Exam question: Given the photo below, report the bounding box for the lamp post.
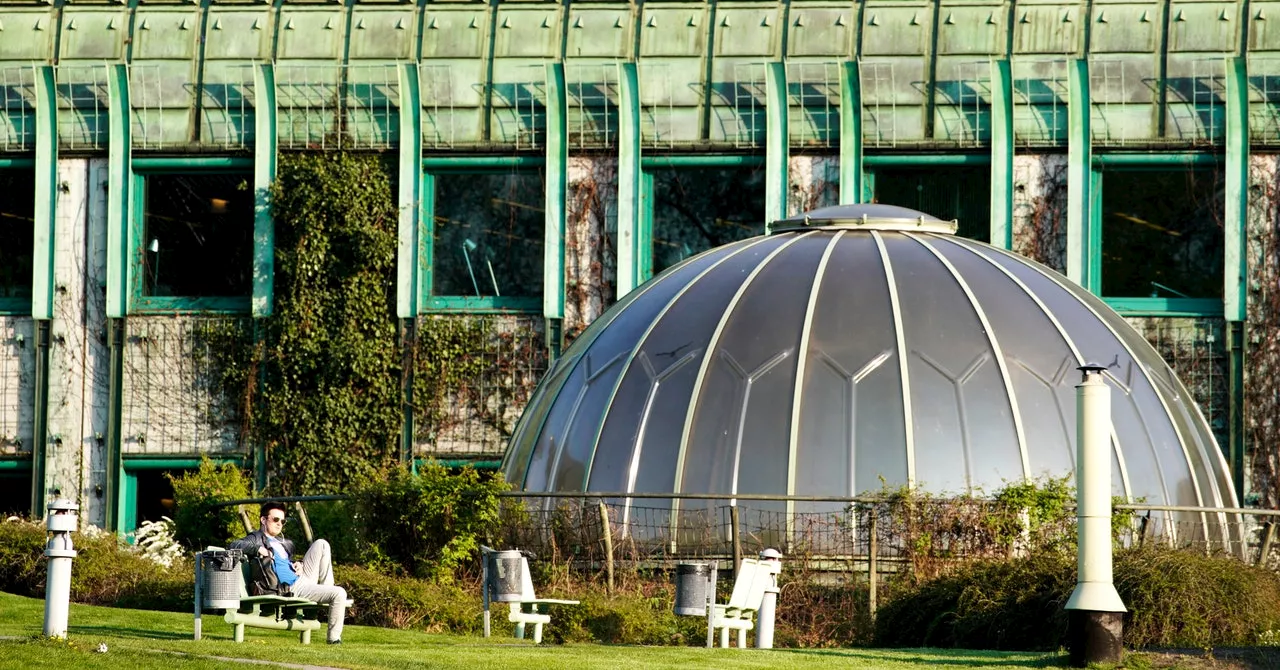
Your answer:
[1065,363,1126,666]
[43,498,79,638]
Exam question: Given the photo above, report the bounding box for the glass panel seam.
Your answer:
[871,230,915,487]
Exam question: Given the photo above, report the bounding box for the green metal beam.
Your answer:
[1066,59,1091,288]
[252,63,277,319]
[544,62,567,323]
[1091,153,1221,167]
[863,154,989,166]
[990,59,1014,250]
[640,155,764,169]
[765,62,789,221]
[839,61,864,204]
[122,456,245,471]
[32,65,57,321]
[1224,56,1248,323]
[397,62,423,319]
[617,62,642,299]
[30,322,49,518]
[105,319,125,531]
[106,64,132,319]
[422,156,545,170]
[131,157,254,170]
[0,459,33,471]
[0,158,34,169]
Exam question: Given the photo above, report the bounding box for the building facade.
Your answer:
[0,0,1277,530]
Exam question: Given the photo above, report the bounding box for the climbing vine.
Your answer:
[1247,159,1280,508]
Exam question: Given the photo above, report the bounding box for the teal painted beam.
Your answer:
[122,457,245,471]
[32,65,57,321]
[252,63,277,319]
[131,157,253,170]
[106,64,132,319]
[397,63,423,319]
[765,61,789,221]
[1103,297,1224,317]
[640,155,765,169]
[0,459,33,471]
[422,156,546,170]
[544,63,567,322]
[1066,59,1091,289]
[1091,153,1221,167]
[990,59,1014,250]
[839,61,864,204]
[863,154,990,166]
[0,158,34,169]
[617,62,642,299]
[1225,57,1248,323]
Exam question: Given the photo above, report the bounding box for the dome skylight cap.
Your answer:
[770,203,960,235]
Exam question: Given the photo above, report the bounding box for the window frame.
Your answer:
[128,157,255,314]
[863,153,993,242]
[1089,152,1225,318]
[120,455,245,533]
[0,160,36,315]
[420,156,547,313]
[639,154,767,283]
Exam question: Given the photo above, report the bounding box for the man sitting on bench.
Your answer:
[231,501,349,645]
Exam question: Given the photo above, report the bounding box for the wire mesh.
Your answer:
[860,60,897,148]
[420,63,460,149]
[0,65,35,153]
[199,63,255,150]
[275,64,341,150]
[1249,56,1280,145]
[566,62,619,148]
[638,61,676,149]
[727,62,767,148]
[411,314,547,458]
[1167,57,1226,145]
[344,63,399,149]
[55,63,110,151]
[491,64,547,150]
[0,318,34,455]
[128,63,194,150]
[1013,58,1068,146]
[120,316,248,457]
[786,62,839,148]
[935,60,991,147]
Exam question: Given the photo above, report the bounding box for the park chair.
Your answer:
[505,554,580,644]
[195,546,344,644]
[710,557,782,648]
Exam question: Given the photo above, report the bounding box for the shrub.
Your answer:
[873,545,1280,650]
[336,565,486,634]
[352,462,508,581]
[167,456,253,550]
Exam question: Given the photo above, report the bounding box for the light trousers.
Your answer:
[288,539,348,642]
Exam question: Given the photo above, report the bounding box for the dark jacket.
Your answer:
[230,529,296,596]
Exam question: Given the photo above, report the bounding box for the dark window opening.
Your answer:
[0,471,31,518]
[872,166,991,242]
[142,173,254,298]
[134,469,182,528]
[1100,169,1224,299]
[432,171,545,300]
[0,170,36,299]
[650,166,767,275]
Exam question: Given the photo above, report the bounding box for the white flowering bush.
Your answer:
[130,517,184,568]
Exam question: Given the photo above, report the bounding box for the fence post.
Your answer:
[1138,513,1150,547]
[294,501,314,545]
[868,509,878,620]
[730,505,742,571]
[1259,522,1277,568]
[598,500,614,594]
[238,506,254,534]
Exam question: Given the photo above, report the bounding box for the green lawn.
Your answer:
[0,591,1069,669]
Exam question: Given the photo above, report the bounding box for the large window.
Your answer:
[1096,166,1224,303]
[425,166,546,311]
[646,163,767,277]
[135,170,254,310]
[0,169,35,312]
[868,164,991,242]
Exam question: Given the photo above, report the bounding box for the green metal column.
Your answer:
[617,62,642,299]
[990,59,1014,249]
[1066,59,1092,288]
[105,319,125,531]
[397,63,423,465]
[544,63,567,335]
[30,323,49,518]
[1225,56,1249,498]
[252,63,277,319]
[839,61,864,204]
[765,61,789,221]
[32,65,57,321]
[106,64,132,319]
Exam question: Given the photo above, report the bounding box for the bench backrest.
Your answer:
[726,558,781,612]
[518,556,537,601]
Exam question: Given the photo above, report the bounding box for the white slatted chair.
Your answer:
[710,557,782,648]
[507,555,580,644]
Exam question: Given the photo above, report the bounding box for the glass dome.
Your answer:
[501,204,1240,547]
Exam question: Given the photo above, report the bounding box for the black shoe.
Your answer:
[327,640,341,645]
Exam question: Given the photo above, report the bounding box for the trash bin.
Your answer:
[673,563,712,616]
[200,549,244,610]
[487,550,525,603]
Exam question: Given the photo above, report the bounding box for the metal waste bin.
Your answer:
[673,563,712,616]
[487,550,525,603]
[200,549,244,610]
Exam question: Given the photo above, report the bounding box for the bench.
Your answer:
[710,557,782,648]
[481,551,579,644]
[194,546,342,644]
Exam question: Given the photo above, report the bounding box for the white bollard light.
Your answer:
[1064,364,1126,667]
[43,498,80,639]
[755,548,782,649]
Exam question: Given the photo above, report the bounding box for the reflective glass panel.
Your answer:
[0,170,34,300]
[872,166,991,242]
[432,171,545,299]
[649,166,767,274]
[142,173,254,297]
[1099,168,1224,299]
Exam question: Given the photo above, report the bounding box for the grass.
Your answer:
[0,591,1066,669]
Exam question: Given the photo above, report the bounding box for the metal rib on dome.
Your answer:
[502,205,1242,551]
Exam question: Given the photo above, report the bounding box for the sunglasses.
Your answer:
[267,516,286,524]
